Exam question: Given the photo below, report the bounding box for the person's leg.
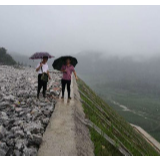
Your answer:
[61,79,66,98]
[37,74,43,99]
[67,80,71,99]
[43,81,47,98]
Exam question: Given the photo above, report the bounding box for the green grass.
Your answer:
[90,128,123,156]
[77,78,160,156]
[94,87,160,142]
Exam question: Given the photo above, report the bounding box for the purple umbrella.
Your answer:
[29,52,54,60]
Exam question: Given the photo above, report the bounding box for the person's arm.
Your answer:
[46,65,51,80]
[61,65,66,73]
[73,70,78,80]
[47,70,51,80]
[61,69,66,72]
[36,62,42,72]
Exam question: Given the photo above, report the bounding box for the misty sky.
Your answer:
[1,5,160,57]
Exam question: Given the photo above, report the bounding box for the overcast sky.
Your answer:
[0,5,160,57]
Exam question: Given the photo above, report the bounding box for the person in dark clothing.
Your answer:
[61,79,71,99]
[37,74,48,98]
[61,58,78,100]
[36,56,51,99]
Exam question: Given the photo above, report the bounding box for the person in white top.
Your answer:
[36,56,51,99]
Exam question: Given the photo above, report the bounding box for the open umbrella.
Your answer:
[52,56,78,71]
[29,52,54,60]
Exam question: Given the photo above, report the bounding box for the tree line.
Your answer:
[0,47,17,65]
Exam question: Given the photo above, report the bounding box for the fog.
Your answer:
[1,5,160,144]
[1,5,160,57]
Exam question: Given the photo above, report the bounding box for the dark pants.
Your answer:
[37,74,47,98]
[61,79,71,98]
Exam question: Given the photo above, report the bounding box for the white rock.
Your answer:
[0,65,62,155]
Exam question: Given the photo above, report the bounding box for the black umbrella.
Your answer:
[52,56,78,71]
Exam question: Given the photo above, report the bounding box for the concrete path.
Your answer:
[38,76,94,156]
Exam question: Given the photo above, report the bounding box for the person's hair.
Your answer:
[43,56,48,60]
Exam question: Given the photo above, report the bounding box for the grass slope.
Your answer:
[93,86,160,143]
[77,78,160,156]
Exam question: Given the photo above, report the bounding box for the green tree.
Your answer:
[0,47,17,65]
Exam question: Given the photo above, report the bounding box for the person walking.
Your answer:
[61,58,78,100]
[36,56,51,99]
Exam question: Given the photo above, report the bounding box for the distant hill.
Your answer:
[10,53,34,67]
[0,47,16,65]
[76,51,160,96]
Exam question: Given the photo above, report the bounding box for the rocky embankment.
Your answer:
[0,65,62,156]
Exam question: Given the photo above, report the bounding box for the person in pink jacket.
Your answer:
[61,58,78,100]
